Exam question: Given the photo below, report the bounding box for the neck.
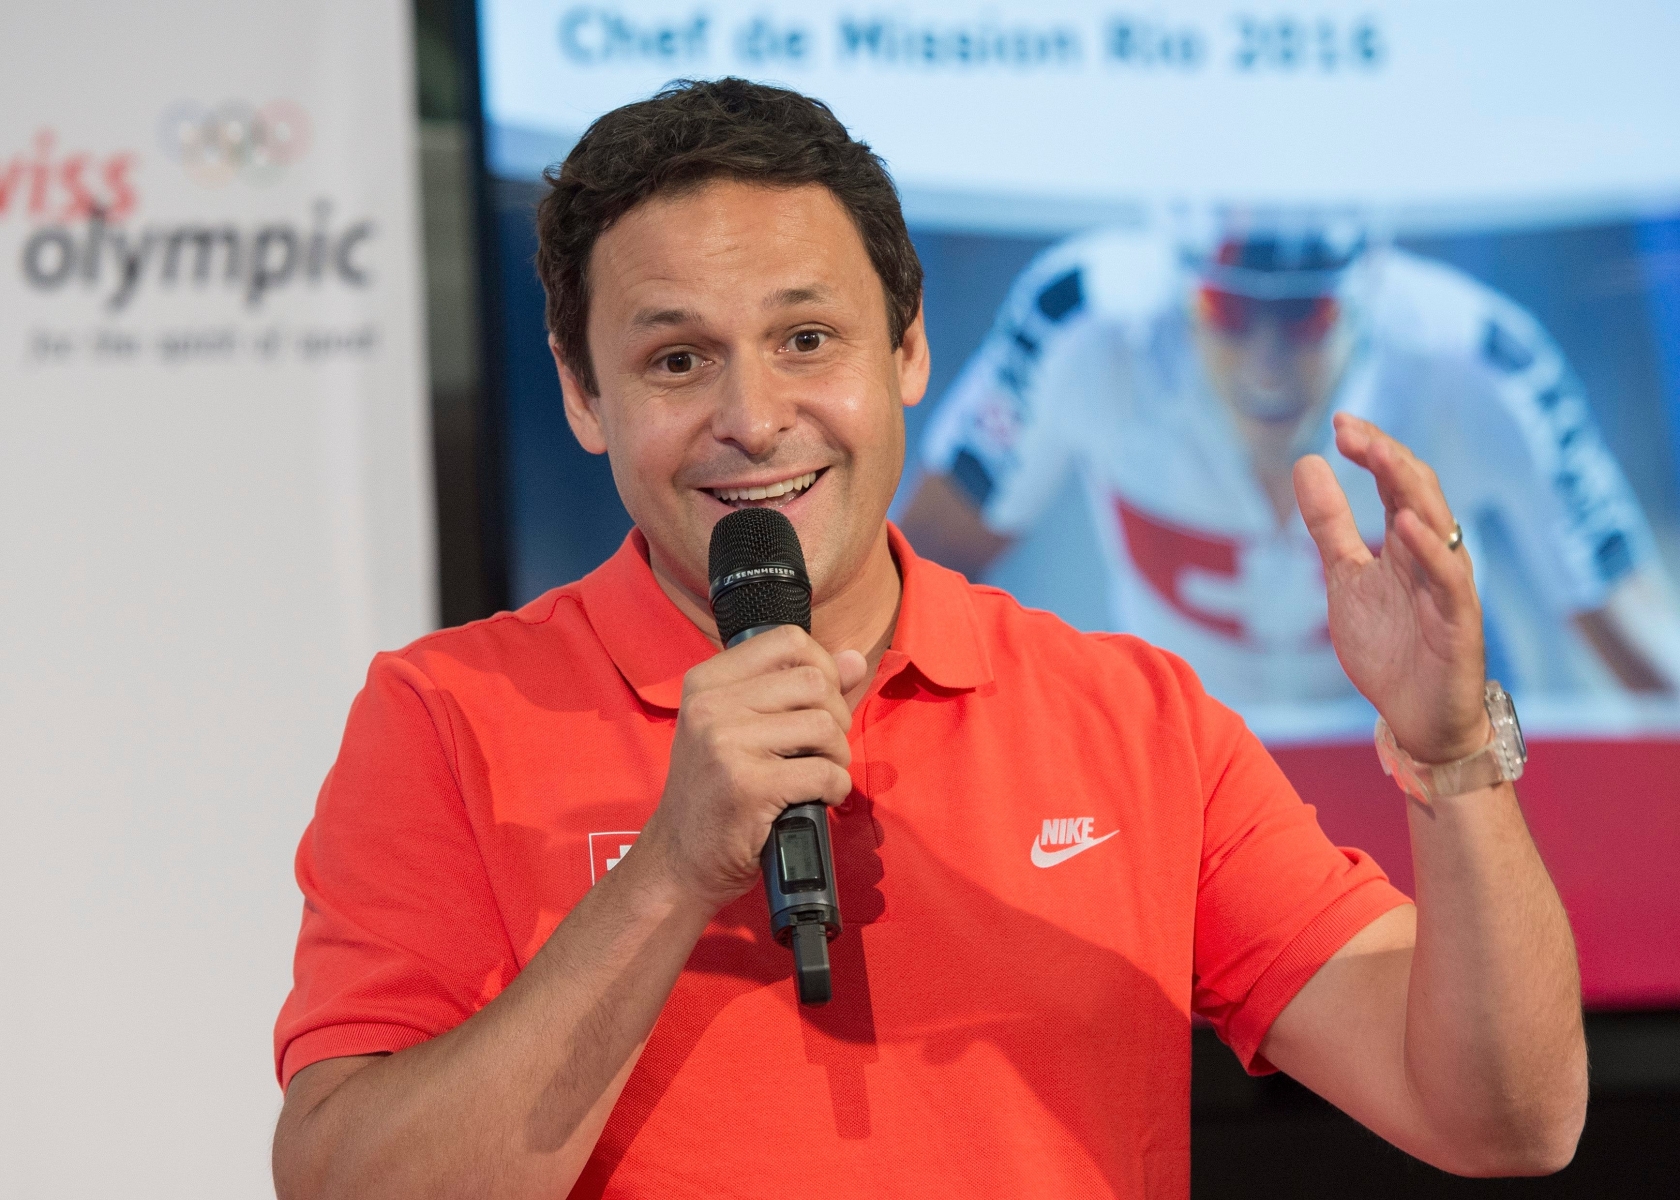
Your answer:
[810,523,903,695]
[648,522,904,699]
[1230,402,1328,526]
[1234,405,1322,475]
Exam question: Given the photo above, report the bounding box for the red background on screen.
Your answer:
[1275,740,1680,1008]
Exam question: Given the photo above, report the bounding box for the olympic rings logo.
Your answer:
[157,100,311,185]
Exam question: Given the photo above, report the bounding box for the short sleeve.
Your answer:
[1177,656,1410,1074]
[919,256,1088,535]
[273,652,519,1089]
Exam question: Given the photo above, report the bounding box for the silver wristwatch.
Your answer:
[1374,681,1527,806]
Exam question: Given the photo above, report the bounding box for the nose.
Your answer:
[1238,321,1294,379]
[710,354,796,459]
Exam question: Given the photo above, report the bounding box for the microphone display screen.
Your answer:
[775,819,825,893]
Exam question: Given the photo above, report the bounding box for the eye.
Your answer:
[662,351,698,374]
[790,330,826,353]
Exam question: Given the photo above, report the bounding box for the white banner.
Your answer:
[0,2,432,1195]
[482,0,1680,233]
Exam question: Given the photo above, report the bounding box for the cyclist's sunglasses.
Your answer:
[1198,287,1339,345]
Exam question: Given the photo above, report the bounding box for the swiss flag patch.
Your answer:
[588,831,640,883]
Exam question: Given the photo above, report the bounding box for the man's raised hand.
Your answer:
[632,625,867,914]
[1294,413,1490,764]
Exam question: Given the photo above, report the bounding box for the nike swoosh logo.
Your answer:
[1030,830,1118,868]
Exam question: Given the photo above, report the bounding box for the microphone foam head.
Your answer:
[708,507,812,643]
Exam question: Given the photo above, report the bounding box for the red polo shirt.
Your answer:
[277,526,1407,1198]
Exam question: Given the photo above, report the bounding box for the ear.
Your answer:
[551,334,608,455]
[895,297,931,409]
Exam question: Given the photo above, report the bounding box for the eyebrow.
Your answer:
[629,306,702,331]
[764,285,834,310]
[628,286,836,331]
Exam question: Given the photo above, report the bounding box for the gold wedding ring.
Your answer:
[1445,522,1464,552]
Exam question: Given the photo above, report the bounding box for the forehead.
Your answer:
[587,180,880,324]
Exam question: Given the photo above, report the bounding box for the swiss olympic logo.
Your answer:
[588,832,640,884]
[158,100,311,186]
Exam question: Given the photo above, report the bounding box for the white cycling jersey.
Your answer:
[921,230,1657,712]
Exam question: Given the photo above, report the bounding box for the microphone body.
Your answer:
[709,508,842,1006]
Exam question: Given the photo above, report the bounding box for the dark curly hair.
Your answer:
[535,77,924,396]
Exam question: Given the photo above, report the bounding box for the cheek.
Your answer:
[605,398,687,478]
[813,364,899,452]
[1295,349,1331,386]
[1203,340,1239,380]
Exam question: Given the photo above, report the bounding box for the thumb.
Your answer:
[834,649,869,696]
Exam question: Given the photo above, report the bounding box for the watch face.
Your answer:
[1488,681,1527,763]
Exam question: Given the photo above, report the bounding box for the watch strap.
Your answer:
[1374,682,1526,805]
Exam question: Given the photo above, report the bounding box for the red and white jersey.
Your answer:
[921,230,1657,713]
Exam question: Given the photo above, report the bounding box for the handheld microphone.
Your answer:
[708,506,841,1006]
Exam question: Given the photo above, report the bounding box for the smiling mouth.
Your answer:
[704,469,823,508]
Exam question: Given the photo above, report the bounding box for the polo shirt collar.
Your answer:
[882,523,993,692]
[575,523,993,711]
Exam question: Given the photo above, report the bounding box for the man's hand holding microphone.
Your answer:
[632,624,864,919]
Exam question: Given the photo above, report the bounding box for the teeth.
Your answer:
[710,471,818,503]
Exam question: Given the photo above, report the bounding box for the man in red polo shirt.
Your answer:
[272,80,1586,1197]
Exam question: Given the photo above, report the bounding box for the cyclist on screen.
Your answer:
[901,211,1680,720]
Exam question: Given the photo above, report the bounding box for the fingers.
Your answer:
[1293,454,1372,574]
[688,623,842,695]
[1333,414,1456,537]
[735,707,853,769]
[680,624,859,780]
[724,665,853,746]
[1330,414,1479,614]
[1393,508,1475,621]
[769,755,856,808]
[657,625,864,911]
[834,649,868,697]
